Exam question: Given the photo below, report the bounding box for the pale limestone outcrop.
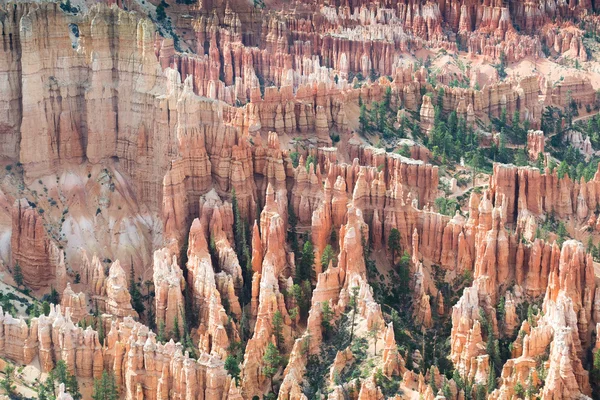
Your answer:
[60,284,87,324]
[153,248,185,340]
[104,260,138,319]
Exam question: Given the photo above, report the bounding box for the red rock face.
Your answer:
[11,199,65,290]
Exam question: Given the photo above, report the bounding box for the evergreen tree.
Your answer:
[557,160,570,179]
[13,263,23,288]
[42,300,51,316]
[0,365,16,399]
[288,203,300,262]
[320,245,335,271]
[92,371,118,400]
[96,315,104,345]
[231,189,246,262]
[156,2,166,21]
[428,367,437,393]
[320,302,334,339]
[172,314,180,342]
[49,286,60,304]
[387,228,401,264]
[157,321,166,342]
[348,286,360,342]
[368,321,382,356]
[288,307,299,338]
[290,284,308,320]
[359,104,369,134]
[224,355,241,383]
[40,360,82,400]
[556,222,568,247]
[296,240,315,282]
[262,342,282,393]
[240,308,250,343]
[272,310,284,350]
[487,363,496,393]
[128,264,145,315]
[383,86,392,111]
[536,152,545,170]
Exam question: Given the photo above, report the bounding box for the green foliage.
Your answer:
[39,360,81,400]
[487,362,496,393]
[92,370,118,400]
[1,365,17,399]
[368,321,382,356]
[359,104,369,135]
[157,321,166,342]
[428,367,437,393]
[348,286,360,343]
[427,103,479,165]
[320,301,334,339]
[556,221,568,247]
[156,1,167,21]
[305,155,316,172]
[434,197,458,216]
[493,51,507,79]
[320,244,335,271]
[272,310,284,350]
[262,342,282,392]
[296,240,315,283]
[60,0,79,13]
[13,263,23,288]
[128,264,145,315]
[172,313,180,342]
[290,283,310,321]
[224,355,241,383]
[557,160,569,178]
[374,368,401,397]
[289,152,300,168]
[388,228,401,264]
[514,381,525,397]
[42,300,51,316]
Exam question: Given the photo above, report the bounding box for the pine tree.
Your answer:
[296,240,315,282]
[320,245,335,271]
[172,314,180,342]
[428,367,437,393]
[128,264,145,315]
[359,104,369,134]
[156,2,166,21]
[1,365,16,398]
[387,228,401,264]
[556,222,568,247]
[42,300,51,316]
[536,152,545,170]
[272,310,284,350]
[96,315,104,345]
[487,363,496,393]
[557,160,570,179]
[348,286,360,342]
[13,263,23,288]
[40,360,82,400]
[383,86,392,111]
[157,321,166,342]
[290,284,308,320]
[224,355,241,383]
[368,320,381,356]
[92,371,118,400]
[320,301,334,339]
[262,342,282,393]
[288,307,298,338]
[49,286,60,304]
